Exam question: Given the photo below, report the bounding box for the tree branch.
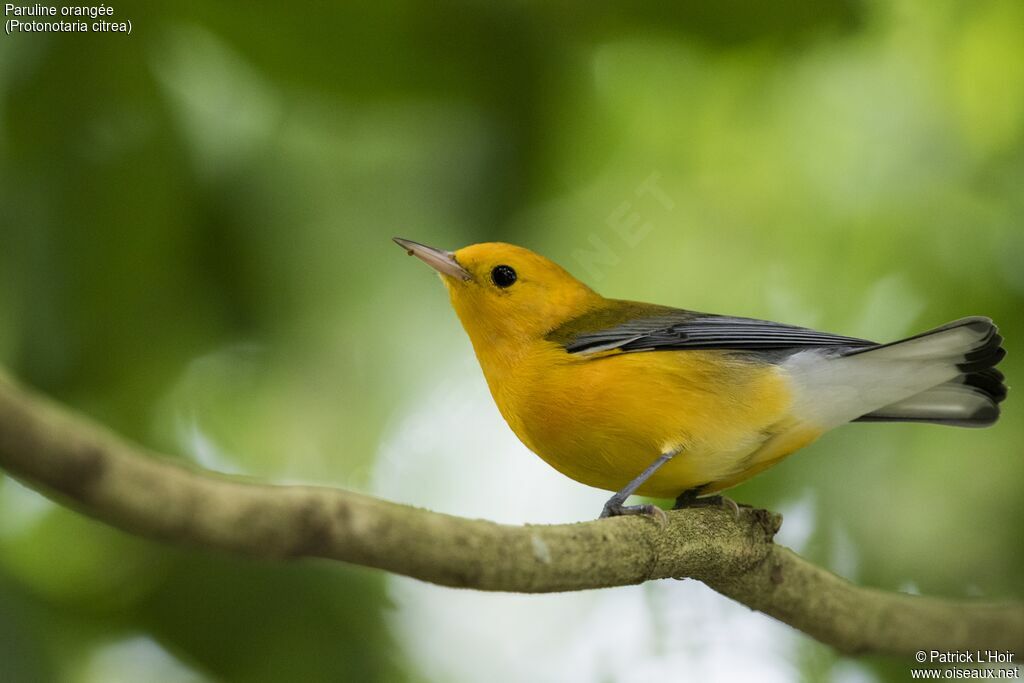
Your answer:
[0,372,1020,656]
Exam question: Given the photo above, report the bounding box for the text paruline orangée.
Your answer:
[5,4,130,33]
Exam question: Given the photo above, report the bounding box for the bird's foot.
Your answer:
[600,499,667,525]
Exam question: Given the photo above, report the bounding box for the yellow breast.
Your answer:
[477,340,811,499]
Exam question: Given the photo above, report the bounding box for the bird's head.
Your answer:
[393,238,600,345]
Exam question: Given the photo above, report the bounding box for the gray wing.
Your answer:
[562,313,876,356]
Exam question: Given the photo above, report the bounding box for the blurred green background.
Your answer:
[1,0,1022,681]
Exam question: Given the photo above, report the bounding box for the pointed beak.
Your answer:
[393,237,473,281]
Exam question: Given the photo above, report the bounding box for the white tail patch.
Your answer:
[847,325,988,362]
[781,318,1002,430]
[862,383,994,424]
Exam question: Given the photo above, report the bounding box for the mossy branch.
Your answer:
[0,373,1020,656]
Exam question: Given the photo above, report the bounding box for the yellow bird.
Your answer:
[393,238,1007,518]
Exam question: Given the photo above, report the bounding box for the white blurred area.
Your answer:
[0,476,56,540]
[373,359,874,683]
[77,636,206,683]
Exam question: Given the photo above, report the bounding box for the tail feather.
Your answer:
[959,332,1006,374]
[962,367,1008,404]
[843,316,997,361]
[850,317,1007,428]
[853,378,1001,427]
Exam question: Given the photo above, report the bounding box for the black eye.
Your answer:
[490,265,517,288]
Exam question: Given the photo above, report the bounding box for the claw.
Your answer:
[720,496,741,520]
[675,492,747,520]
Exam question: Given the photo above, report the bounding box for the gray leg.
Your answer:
[600,450,678,520]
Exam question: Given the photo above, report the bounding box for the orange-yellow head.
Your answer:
[393,238,601,346]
